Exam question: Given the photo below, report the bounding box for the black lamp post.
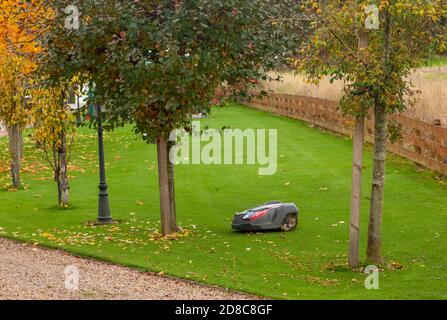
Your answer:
[95,104,113,224]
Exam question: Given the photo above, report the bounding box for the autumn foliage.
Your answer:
[0,0,69,193]
[31,86,76,207]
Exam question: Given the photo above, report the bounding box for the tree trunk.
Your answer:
[167,141,179,232]
[53,144,61,203]
[58,132,69,207]
[366,9,391,265]
[348,116,365,268]
[157,136,173,236]
[8,124,22,189]
[19,130,24,160]
[348,31,369,268]
[75,97,82,125]
[367,101,388,264]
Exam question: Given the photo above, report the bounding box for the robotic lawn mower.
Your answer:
[232,201,299,232]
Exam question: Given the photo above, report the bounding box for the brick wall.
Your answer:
[247,93,447,175]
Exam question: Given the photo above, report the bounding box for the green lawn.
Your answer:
[422,55,447,67]
[1,103,447,299]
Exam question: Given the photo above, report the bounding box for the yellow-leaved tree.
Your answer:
[0,0,48,188]
[31,85,77,207]
[0,45,30,188]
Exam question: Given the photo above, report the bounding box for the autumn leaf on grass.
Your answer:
[33,177,51,181]
[41,232,53,239]
[22,168,37,174]
[305,275,340,287]
[110,226,121,233]
[322,262,336,272]
[388,262,404,270]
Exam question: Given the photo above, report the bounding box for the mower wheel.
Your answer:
[280,214,298,231]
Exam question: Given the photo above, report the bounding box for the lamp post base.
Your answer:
[93,219,117,226]
[96,217,116,225]
[96,217,114,225]
[97,184,113,224]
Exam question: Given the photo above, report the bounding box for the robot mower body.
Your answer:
[232,201,299,232]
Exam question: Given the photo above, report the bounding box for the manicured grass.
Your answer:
[1,103,447,299]
[422,55,447,67]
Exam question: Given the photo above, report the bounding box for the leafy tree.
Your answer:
[299,0,446,264]
[0,1,48,188]
[0,46,29,189]
[31,85,77,207]
[39,0,301,235]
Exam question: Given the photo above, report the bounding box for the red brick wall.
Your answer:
[247,93,447,175]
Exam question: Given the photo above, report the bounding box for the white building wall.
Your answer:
[0,122,7,136]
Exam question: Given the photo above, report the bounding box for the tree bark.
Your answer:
[348,31,369,268]
[167,140,179,232]
[349,116,365,268]
[20,131,24,160]
[367,102,388,264]
[157,136,173,236]
[53,143,60,203]
[8,124,22,189]
[366,9,391,265]
[58,132,69,207]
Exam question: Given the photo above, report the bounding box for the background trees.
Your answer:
[299,0,447,265]
[0,45,30,189]
[1,0,78,207]
[40,0,301,235]
[31,86,77,207]
[0,0,48,189]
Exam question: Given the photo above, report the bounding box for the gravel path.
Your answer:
[0,238,256,300]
